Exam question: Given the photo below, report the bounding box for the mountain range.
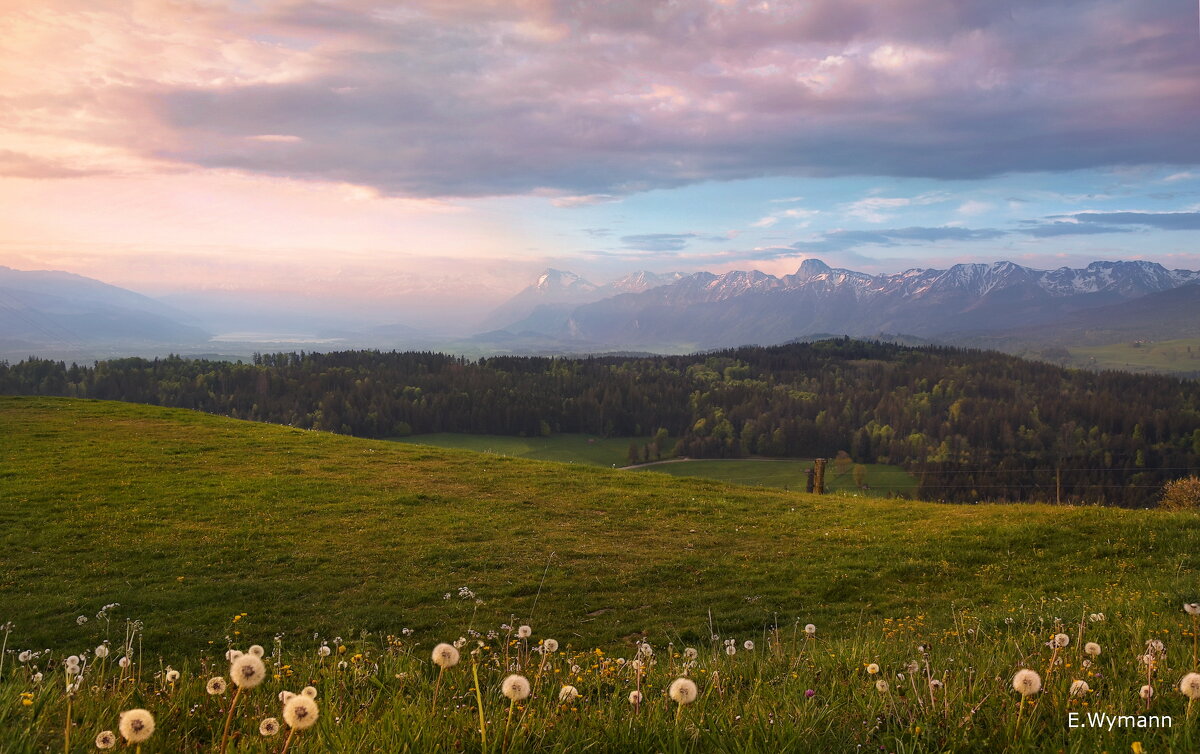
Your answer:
[2,259,1198,367]
[487,259,1200,351]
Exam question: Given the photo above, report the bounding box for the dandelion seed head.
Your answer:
[226,649,243,663]
[1180,673,1200,699]
[301,686,317,699]
[502,674,531,701]
[628,690,643,704]
[1084,642,1101,656]
[248,645,265,658]
[866,663,879,675]
[1186,604,1200,616]
[725,645,736,656]
[165,669,180,683]
[1140,684,1155,700]
[683,648,698,660]
[117,657,130,669]
[118,709,155,743]
[542,639,559,653]
[317,646,331,658]
[804,624,817,636]
[669,677,698,705]
[743,640,755,651]
[559,685,580,702]
[930,679,944,690]
[517,626,532,639]
[230,653,266,689]
[206,677,227,695]
[279,690,296,704]
[283,695,319,730]
[259,717,280,736]
[432,643,460,669]
[1012,669,1042,696]
[875,679,889,693]
[1070,680,1090,696]
[95,730,117,749]
[18,650,32,663]
[1053,633,1070,648]
[94,645,109,659]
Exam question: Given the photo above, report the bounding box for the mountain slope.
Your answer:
[0,266,209,357]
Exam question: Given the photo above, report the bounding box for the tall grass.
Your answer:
[4,599,1200,752]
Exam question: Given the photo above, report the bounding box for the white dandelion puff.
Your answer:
[165,669,180,683]
[558,685,580,702]
[743,640,755,651]
[282,695,319,730]
[1084,642,1101,657]
[432,643,460,669]
[94,645,109,659]
[248,645,265,658]
[1140,684,1155,700]
[628,690,643,704]
[1053,633,1070,648]
[317,646,331,658]
[683,648,698,660]
[669,677,698,705]
[230,653,266,689]
[517,626,532,639]
[1012,669,1042,696]
[502,674,531,701]
[1180,673,1200,700]
[301,686,317,699]
[1186,604,1200,616]
[118,709,155,744]
[866,663,880,675]
[1070,680,1090,696]
[259,717,280,736]
[875,679,889,693]
[542,638,559,653]
[95,730,117,749]
[804,624,817,636]
[206,677,227,695]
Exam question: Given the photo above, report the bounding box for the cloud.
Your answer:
[620,233,699,251]
[550,194,622,208]
[1017,221,1133,238]
[788,225,1007,254]
[842,192,950,223]
[9,1,1200,197]
[1057,211,1200,231]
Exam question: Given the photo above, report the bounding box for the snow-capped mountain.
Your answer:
[487,269,686,333]
[486,259,1199,349]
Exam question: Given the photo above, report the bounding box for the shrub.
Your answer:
[1161,476,1200,510]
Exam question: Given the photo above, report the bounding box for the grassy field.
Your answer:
[6,396,1200,750]
[1069,337,1200,374]
[393,433,917,496]
[389,432,659,468]
[633,458,917,496]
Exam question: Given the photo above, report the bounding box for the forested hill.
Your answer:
[3,340,1198,506]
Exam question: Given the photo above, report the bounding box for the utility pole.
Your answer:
[814,458,827,495]
[1056,465,1062,505]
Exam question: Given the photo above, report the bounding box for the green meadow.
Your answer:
[1069,337,1200,374]
[3,395,1200,652]
[389,432,656,468]
[6,396,1200,751]
[633,458,917,496]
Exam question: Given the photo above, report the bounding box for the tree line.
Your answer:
[3,339,1197,507]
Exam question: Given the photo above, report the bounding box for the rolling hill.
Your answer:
[3,396,1200,655]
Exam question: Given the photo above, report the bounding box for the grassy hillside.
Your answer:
[1068,337,1200,375]
[634,458,916,496]
[3,396,1200,657]
[389,432,659,468]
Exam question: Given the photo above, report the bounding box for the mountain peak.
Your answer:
[534,269,595,292]
[793,258,832,281]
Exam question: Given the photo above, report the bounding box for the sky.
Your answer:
[2,0,1200,331]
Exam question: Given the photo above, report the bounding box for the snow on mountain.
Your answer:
[545,258,1200,348]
